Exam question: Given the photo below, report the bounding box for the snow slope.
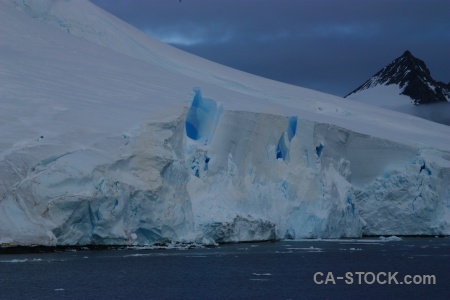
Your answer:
[346,85,450,126]
[1,0,449,246]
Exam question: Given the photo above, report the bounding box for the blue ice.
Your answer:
[185,88,222,143]
[276,116,298,160]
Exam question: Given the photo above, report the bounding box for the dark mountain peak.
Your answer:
[398,50,423,67]
[345,51,450,104]
[370,50,430,89]
[402,50,412,57]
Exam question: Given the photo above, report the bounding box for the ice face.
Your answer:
[276,116,297,161]
[355,150,450,236]
[276,132,290,160]
[1,90,449,246]
[315,144,324,158]
[185,88,223,144]
[288,116,297,141]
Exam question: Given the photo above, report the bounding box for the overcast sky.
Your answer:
[91,0,450,97]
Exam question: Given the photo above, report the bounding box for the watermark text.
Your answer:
[313,272,436,285]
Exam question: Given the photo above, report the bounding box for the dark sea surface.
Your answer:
[1,238,449,299]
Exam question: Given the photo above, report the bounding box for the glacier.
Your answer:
[0,0,449,246]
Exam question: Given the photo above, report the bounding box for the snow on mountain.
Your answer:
[1,0,450,246]
[346,50,450,125]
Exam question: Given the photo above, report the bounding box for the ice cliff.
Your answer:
[2,89,449,246]
[0,0,449,246]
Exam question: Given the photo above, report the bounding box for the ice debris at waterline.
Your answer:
[1,88,449,246]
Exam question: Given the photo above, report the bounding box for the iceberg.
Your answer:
[0,0,449,246]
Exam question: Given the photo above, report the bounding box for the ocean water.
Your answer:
[0,238,449,299]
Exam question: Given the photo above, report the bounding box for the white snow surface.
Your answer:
[347,84,450,126]
[1,0,450,246]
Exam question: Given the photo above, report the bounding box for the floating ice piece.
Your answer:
[252,273,272,276]
[379,236,403,242]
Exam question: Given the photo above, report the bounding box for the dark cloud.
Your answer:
[91,0,450,96]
